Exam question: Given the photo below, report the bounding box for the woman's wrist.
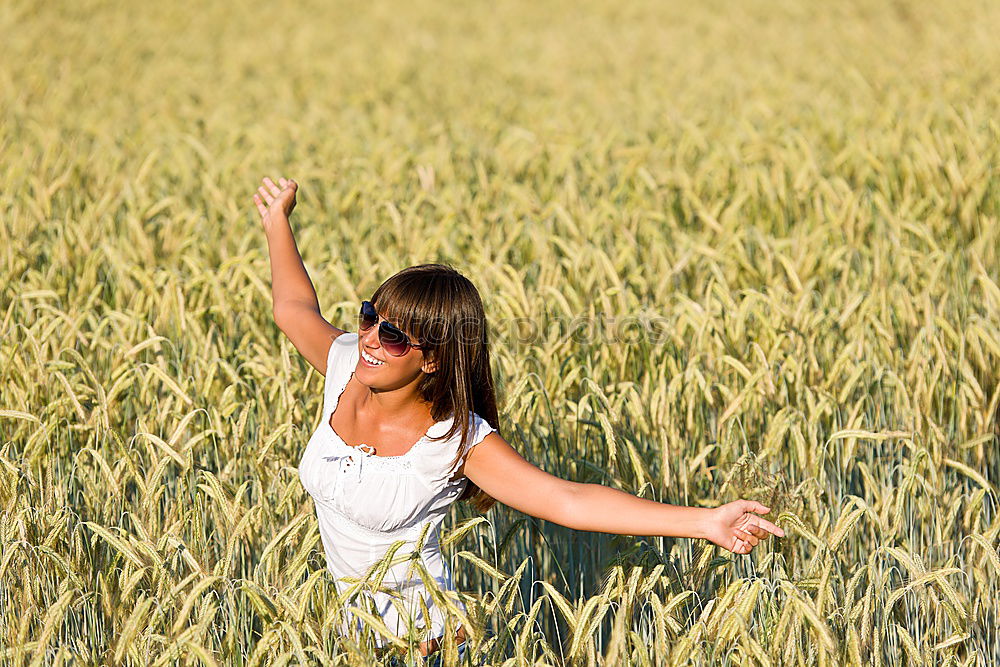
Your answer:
[664,505,713,540]
[263,212,292,240]
[688,506,713,540]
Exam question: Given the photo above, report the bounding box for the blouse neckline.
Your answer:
[325,368,449,460]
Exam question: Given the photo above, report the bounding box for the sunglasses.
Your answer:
[358,300,426,357]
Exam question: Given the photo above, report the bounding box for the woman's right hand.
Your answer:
[253,176,298,232]
[703,500,785,554]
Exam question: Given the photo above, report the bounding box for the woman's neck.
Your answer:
[355,376,436,427]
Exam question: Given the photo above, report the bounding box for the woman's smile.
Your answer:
[360,347,385,367]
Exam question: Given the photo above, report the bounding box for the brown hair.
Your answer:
[370,263,500,513]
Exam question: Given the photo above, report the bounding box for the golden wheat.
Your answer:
[3,0,1000,664]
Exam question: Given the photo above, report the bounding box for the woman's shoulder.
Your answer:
[325,332,359,373]
[328,331,359,357]
[320,333,358,410]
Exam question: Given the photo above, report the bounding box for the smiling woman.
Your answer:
[297,330,492,654]
[253,175,783,660]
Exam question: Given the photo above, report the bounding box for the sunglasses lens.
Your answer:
[359,301,378,331]
[379,323,411,357]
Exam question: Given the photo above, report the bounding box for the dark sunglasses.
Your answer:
[358,300,426,357]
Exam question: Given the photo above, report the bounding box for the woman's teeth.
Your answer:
[361,349,384,366]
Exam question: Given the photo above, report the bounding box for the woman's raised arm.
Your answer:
[254,176,346,375]
[464,432,784,555]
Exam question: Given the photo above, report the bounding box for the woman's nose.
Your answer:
[361,324,381,348]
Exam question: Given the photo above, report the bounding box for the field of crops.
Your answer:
[3,0,999,664]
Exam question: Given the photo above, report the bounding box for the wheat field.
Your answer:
[2,0,999,664]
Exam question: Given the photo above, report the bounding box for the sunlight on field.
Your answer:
[2,0,999,664]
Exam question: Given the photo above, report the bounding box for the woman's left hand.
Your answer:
[703,500,785,554]
[253,176,298,233]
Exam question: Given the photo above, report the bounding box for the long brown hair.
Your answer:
[370,263,500,513]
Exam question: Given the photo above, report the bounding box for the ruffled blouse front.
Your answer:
[297,332,496,645]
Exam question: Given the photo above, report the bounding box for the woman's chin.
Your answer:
[354,362,376,380]
[354,360,392,387]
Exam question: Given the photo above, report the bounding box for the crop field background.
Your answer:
[2,0,999,664]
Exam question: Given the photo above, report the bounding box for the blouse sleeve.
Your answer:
[321,332,359,414]
[416,411,498,489]
[460,412,497,464]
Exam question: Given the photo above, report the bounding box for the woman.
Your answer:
[252,176,784,661]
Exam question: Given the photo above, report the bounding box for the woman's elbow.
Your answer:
[272,303,297,332]
[546,482,584,529]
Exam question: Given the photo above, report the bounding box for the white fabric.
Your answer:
[297,332,496,646]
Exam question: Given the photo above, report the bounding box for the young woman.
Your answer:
[253,176,784,660]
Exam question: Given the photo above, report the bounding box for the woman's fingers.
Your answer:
[740,515,783,537]
[735,528,759,548]
[262,177,282,197]
[254,175,297,223]
[740,500,770,515]
[720,504,787,555]
[755,517,785,537]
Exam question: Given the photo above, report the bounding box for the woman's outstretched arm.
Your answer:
[557,484,783,554]
[254,176,346,374]
[463,432,784,554]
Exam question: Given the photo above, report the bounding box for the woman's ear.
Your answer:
[421,352,438,374]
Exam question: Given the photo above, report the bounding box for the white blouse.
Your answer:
[297,332,497,646]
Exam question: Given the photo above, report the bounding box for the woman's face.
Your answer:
[355,319,437,388]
